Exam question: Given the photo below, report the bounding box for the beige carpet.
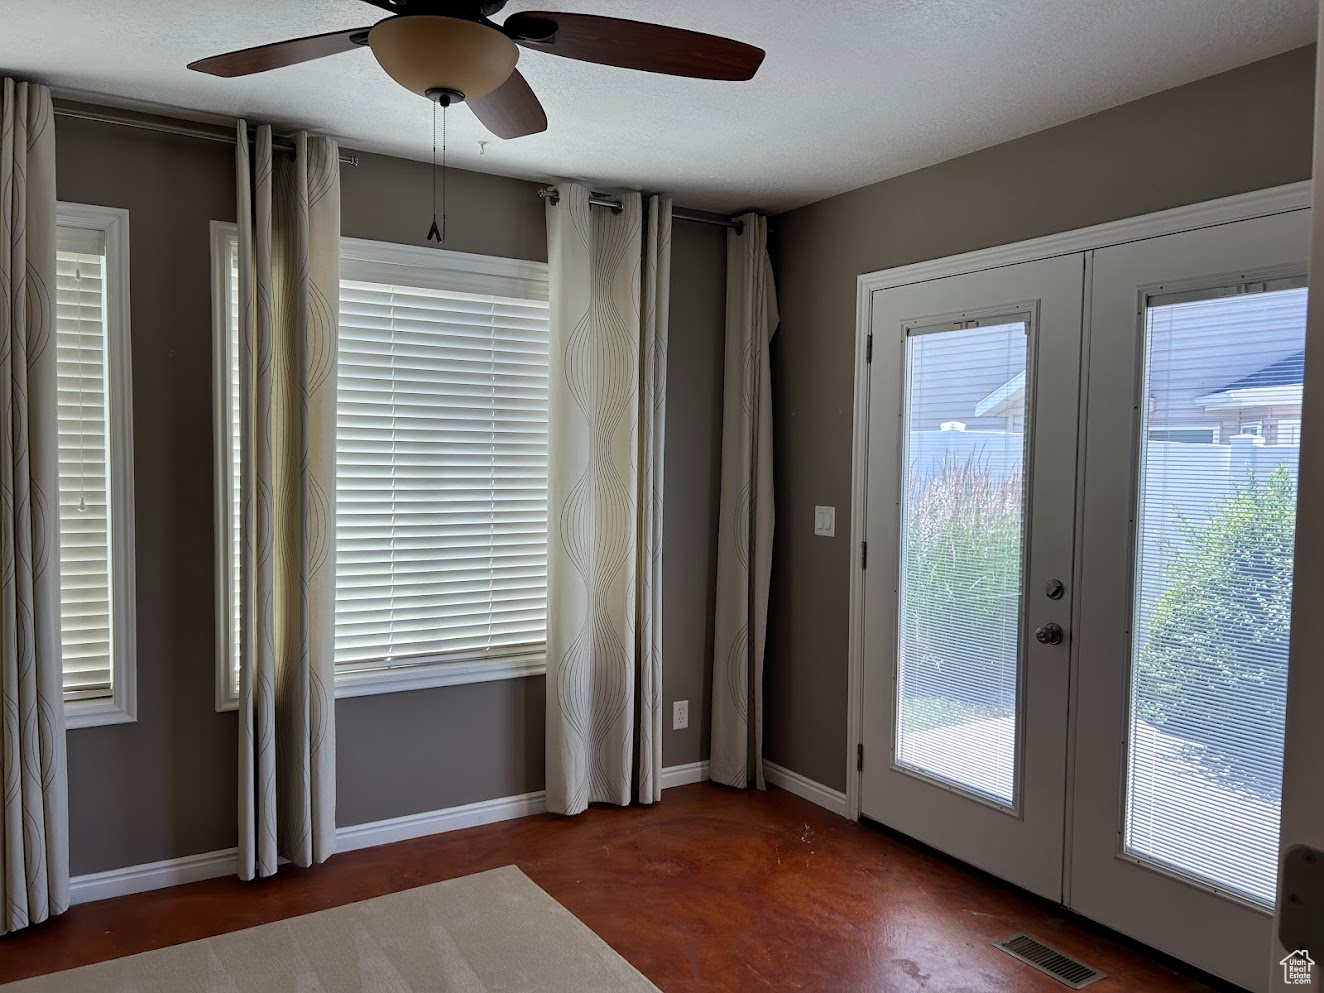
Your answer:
[4,866,662,992]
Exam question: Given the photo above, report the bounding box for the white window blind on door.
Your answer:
[1126,280,1305,906]
[336,275,551,674]
[896,317,1029,807]
[55,228,114,700]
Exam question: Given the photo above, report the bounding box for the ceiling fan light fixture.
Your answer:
[368,15,518,103]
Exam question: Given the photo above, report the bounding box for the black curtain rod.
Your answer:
[52,101,360,166]
[538,187,745,233]
[54,103,753,231]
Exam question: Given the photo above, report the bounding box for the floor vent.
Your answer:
[994,933,1106,989]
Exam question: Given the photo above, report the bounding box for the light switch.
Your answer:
[814,505,836,537]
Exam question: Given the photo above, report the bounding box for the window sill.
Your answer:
[66,696,136,730]
[215,652,547,713]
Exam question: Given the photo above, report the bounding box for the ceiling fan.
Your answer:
[187,0,766,139]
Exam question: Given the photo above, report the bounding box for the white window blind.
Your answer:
[219,239,551,697]
[895,317,1029,807]
[224,242,242,704]
[1126,280,1305,906]
[55,228,114,700]
[336,277,550,672]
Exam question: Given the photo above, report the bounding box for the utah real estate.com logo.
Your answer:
[1282,950,1316,985]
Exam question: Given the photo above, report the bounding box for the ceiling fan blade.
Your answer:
[188,27,371,78]
[504,12,764,81]
[468,70,548,139]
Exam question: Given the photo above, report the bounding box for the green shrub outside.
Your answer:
[900,453,1022,716]
[897,450,1294,805]
[1136,465,1295,800]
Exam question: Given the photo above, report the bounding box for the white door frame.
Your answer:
[845,180,1313,823]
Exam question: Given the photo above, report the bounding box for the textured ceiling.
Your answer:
[0,0,1315,213]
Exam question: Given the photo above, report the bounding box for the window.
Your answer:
[896,315,1029,808]
[212,227,550,708]
[1127,279,1305,906]
[57,204,136,728]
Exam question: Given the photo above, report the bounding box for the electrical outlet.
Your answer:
[672,700,689,730]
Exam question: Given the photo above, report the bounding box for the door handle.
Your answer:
[1035,622,1064,645]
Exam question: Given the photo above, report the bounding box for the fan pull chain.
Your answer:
[431,100,436,231]
[426,100,447,244]
[442,103,448,242]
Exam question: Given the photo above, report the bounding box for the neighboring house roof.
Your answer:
[975,370,1026,417]
[1197,350,1304,411]
[1214,350,1304,392]
[978,351,1305,418]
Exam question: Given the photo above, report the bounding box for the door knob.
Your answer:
[1035,622,1064,645]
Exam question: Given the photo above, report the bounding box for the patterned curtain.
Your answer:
[637,195,672,805]
[235,124,340,879]
[544,184,673,814]
[710,214,779,789]
[0,78,68,935]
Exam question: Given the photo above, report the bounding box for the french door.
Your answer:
[859,205,1309,992]
[1070,210,1309,991]
[860,254,1084,901]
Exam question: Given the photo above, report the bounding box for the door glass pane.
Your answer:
[1127,280,1305,906]
[897,318,1029,806]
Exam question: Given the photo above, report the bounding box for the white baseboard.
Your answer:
[70,761,709,906]
[764,760,849,818]
[337,789,547,854]
[658,760,709,789]
[70,847,241,906]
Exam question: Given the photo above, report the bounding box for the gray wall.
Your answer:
[661,221,726,763]
[766,45,1318,791]
[56,119,724,874]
